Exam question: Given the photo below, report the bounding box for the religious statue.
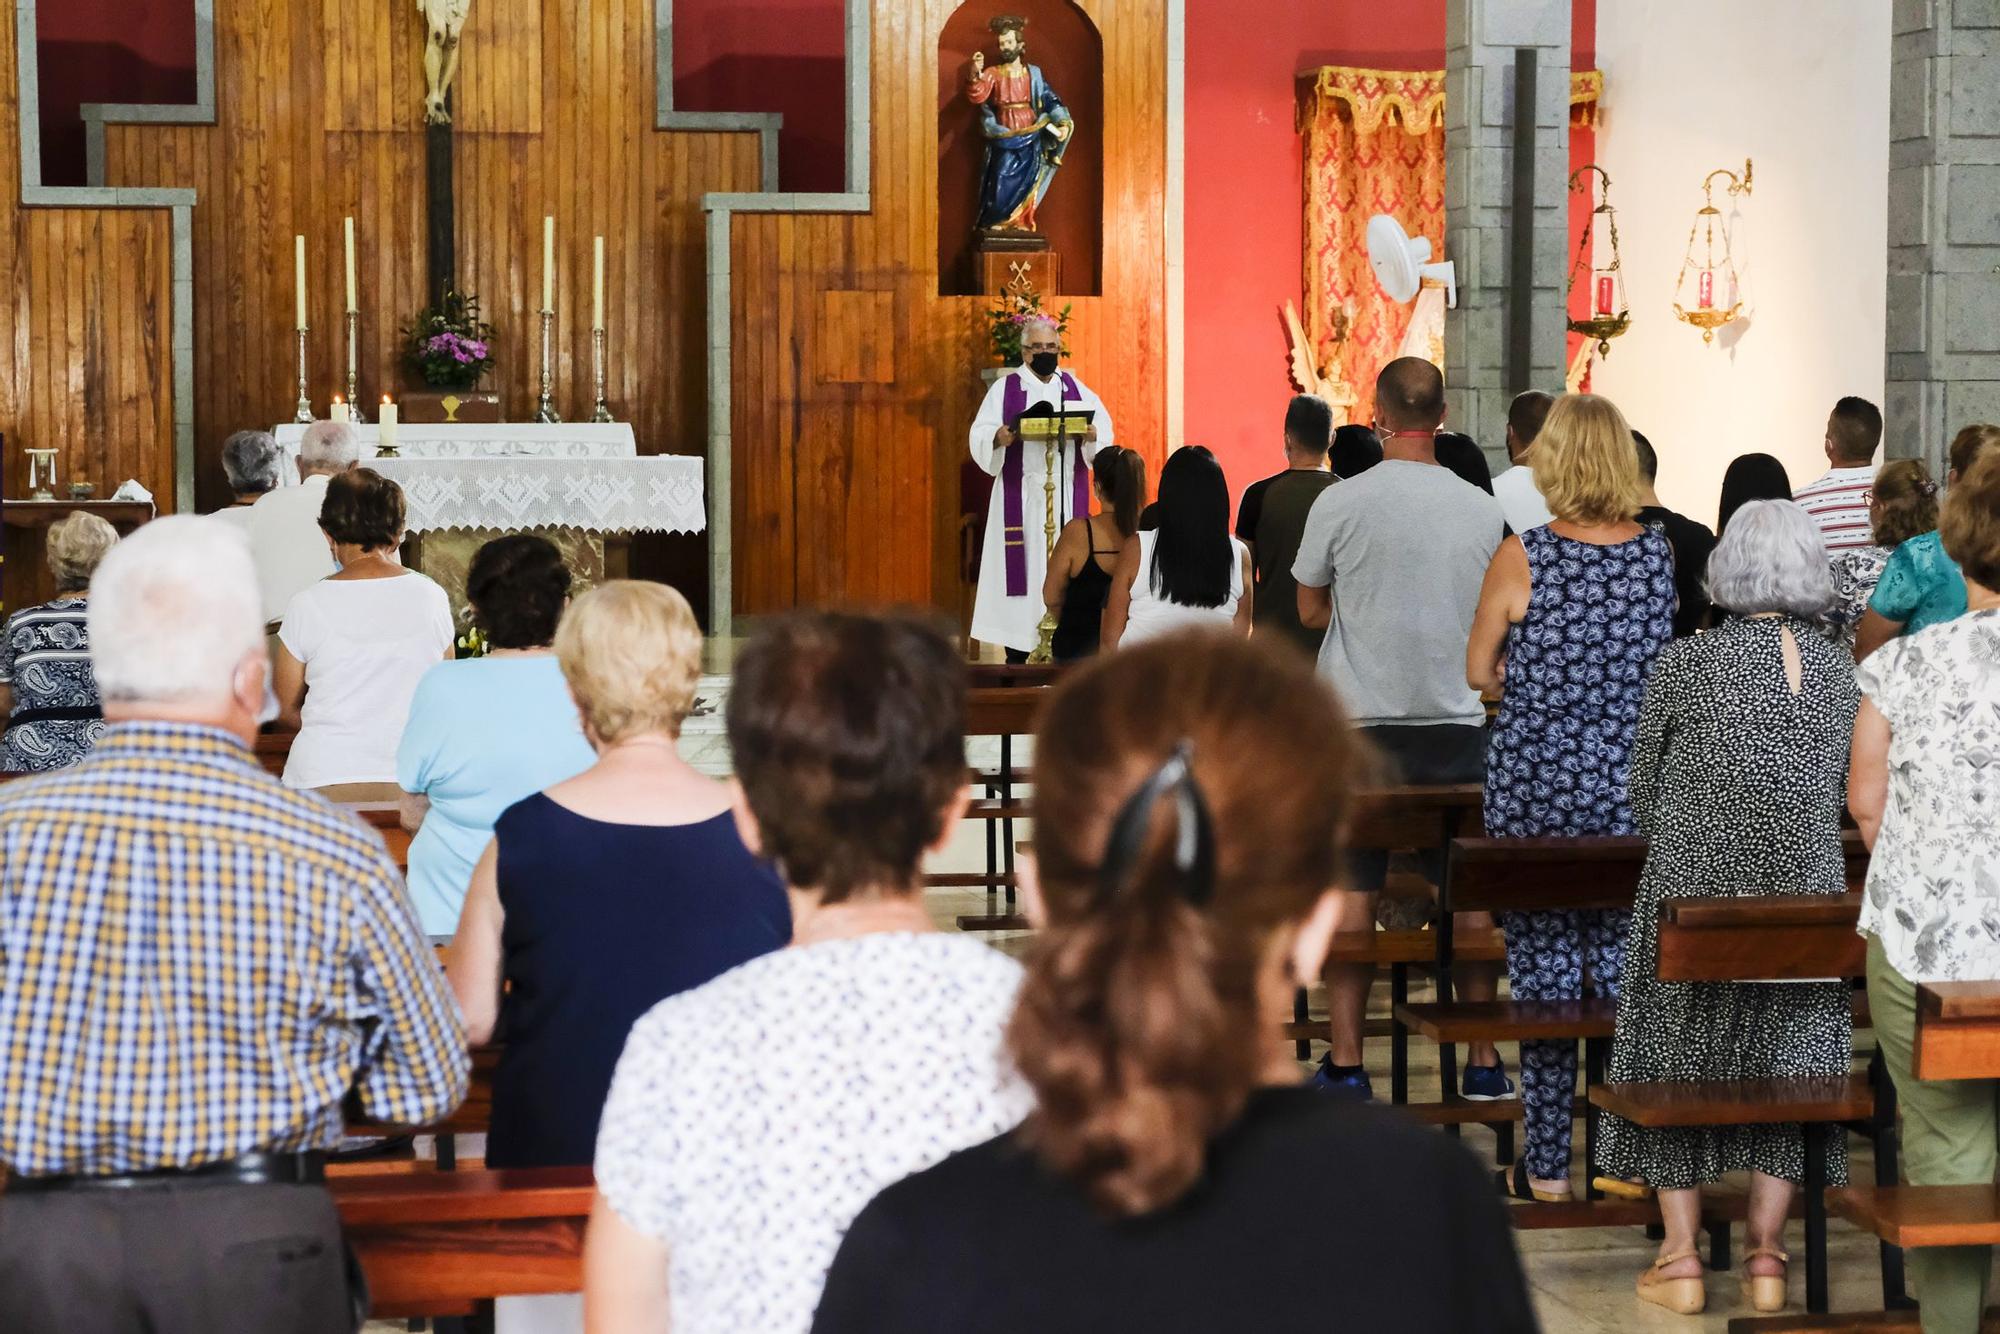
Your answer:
[419,0,471,125]
[965,16,1074,234]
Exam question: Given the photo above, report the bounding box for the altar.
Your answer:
[269,422,705,615]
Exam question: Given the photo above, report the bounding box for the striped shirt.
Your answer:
[0,720,468,1177]
[1793,464,1877,554]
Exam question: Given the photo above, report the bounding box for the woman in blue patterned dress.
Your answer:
[1467,393,1677,1202]
[0,512,119,773]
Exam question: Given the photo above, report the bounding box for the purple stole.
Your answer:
[1000,369,1091,597]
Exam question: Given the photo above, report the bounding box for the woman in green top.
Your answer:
[1857,423,2000,660]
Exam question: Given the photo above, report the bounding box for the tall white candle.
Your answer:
[294,234,308,330]
[379,397,398,451]
[542,216,555,311]
[343,217,358,313]
[330,397,349,424]
[592,236,605,331]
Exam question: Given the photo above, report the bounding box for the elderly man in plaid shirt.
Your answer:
[0,516,468,1332]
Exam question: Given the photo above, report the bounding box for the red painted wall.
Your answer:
[36,0,196,185]
[1184,0,1596,495]
[673,0,847,194]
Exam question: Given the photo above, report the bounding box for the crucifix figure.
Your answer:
[420,0,471,125]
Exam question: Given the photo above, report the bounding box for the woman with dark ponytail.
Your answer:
[1043,445,1147,661]
[812,633,1537,1334]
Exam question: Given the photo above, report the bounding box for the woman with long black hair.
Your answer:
[1043,446,1147,661]
[1716,453,1794,536]
[1101,446,1251,649]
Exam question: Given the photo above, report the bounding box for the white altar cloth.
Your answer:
[368,455,705,535]
[270,422,639,483]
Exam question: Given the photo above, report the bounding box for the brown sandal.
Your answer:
[1636,1250,1706,1315]
[1741,1247,1789,1313]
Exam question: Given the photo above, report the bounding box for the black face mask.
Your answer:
[1029,351,1060,377]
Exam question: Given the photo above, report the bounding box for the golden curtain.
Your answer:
[1300,67,1603,425]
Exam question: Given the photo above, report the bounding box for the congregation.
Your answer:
[3,352,2000,1333]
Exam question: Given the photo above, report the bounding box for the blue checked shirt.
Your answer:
[0,720,469,1176]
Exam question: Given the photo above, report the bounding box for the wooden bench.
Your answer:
[1588,890,1884,1314]
[1395,836,1647,1167]
[955,684,1051,929]
[335,1165,592,1317]
[347,1044,501,1166]
[1801,981,2000,1331]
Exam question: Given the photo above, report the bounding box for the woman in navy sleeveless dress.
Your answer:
[1467,394,1676,1200]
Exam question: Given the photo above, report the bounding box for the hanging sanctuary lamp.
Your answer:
[1565,164,1631,357]
[1673,159,1754,344]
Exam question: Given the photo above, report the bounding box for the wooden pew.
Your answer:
[1800,982,2000,1333]
[1588,889,1886,1316]
[1913,981,2000,1080]
[335,1165,593,1317]
[954,684,1052,929]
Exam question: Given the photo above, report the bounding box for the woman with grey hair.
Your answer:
[0,512,119,771]
[215,429,283,518]
[1598,499,1859,1316]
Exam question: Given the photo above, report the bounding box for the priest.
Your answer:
[968,317,1113,659]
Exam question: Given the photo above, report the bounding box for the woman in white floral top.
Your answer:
[1850,449,2000,1334]
[1825,460,1938,654]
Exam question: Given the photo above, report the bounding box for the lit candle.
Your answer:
[1698,270,1714,310]
[592,236,605,332]
[542,216,555,311]
[1594,275,1613,317]
[294,234,307,330]
[343,217,358,313]
[331,395,348,424]
[379,396,398,451]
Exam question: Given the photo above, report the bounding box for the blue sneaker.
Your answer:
[1460,1060,1517,1101]
[1311,1057,1373,1101]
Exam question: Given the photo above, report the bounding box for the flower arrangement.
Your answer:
[404,290,496,390]
[986,289,1072,367]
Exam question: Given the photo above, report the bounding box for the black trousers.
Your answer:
[0,1181,363,1334]
[1347,722,1488,894]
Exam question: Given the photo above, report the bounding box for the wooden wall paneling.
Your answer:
[0,5,174,612]
[95,0,760,623]
[724,0,1166,622]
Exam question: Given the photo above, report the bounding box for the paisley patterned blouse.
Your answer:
[0,597,104,773]
[1856,609,2000,982]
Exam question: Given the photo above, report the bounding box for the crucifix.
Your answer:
[418,0,470,301]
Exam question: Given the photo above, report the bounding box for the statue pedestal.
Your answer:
[976,234,1061,299]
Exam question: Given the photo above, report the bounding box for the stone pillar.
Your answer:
[1886,0,2000,472]
[1444,0,1571,459]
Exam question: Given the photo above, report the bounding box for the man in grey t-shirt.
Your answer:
[1291,357,1511,1103]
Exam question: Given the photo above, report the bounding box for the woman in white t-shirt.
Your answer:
[274,468,453,799]
[1102,446,1252,649]
[586,613,1030,1334]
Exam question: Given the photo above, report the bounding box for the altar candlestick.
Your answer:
[592,236,605,332]
[294,234,308,330]
[542,216,555,310]
[343,217,358,313]
[379,396,398,452]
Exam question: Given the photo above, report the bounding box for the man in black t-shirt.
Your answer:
[1633,429,1718,637]
[1233,395,1337,658]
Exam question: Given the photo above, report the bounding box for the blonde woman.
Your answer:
[1467,392,1678,1202]
[447,580,788,1176]
[0,511,118,772]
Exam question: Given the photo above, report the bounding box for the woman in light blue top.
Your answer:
[398,535,596,935]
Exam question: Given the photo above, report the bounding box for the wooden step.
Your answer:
[1590,1076,1874,1128]
[955,912,1032,932]
[1396,999,1618,1042]
[1504,1195,1663,1230]
[1831,1184,2000,1248]
[963,800,1031,821]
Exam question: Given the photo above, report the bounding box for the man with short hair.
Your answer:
[1632,429,1718,638]
[1490,389,1556,534]
[0,517,467,1330]
[1794,395,1882,553]
[1292,357,1511,1102]
[968,317,1112,660]
[1234,394,1336,657]
[244,419,362,624]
